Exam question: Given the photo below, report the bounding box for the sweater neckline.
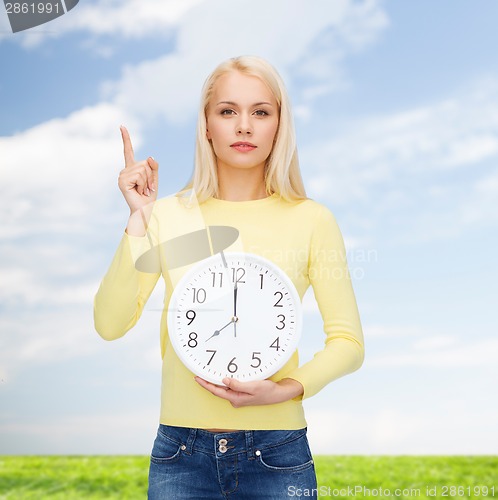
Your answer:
[205,193,280,209]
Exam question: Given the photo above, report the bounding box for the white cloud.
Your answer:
[460,168,498,225]
[102,0,388,124]
[304,87,498,201]
[441,134,498,167]
[321,92,497,173]
[363,324,423,338]
[0,103,151,382]
[365,326,498,369]
[0,102,139,237]
[0,410,159,454]
[0,287,163,383]
[0,310,95,382]
[411,335,457,351]
[65,0,204,37]
[1,0,389,70]
[368,337,498,368]
[0,271,98,308]
[0,0,204,47]
[306,407,498,454]
[360,324,498,370]
[0,240,104,308]
[0,102,140,321]
[302,78,498,242]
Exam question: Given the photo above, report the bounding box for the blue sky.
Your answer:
[1,0,497,455]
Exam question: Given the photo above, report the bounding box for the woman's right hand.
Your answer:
[118,126,159,214]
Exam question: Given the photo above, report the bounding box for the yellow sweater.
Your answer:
[94,193,364,430]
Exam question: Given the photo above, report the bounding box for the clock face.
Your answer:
[167,252,302,385]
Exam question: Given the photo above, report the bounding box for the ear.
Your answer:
[206,128,211,140]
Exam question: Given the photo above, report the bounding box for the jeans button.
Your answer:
[219,438,228,446]
[219,445,228,453]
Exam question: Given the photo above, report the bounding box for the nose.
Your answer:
[236,113,252,135]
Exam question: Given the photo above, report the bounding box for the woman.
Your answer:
[94,56,364,499]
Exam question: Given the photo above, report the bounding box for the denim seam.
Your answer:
[150,444,182,464]
[254,430,307,453]
[256,455,314,473]
[157,426,183,446]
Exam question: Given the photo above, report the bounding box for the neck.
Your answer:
[217,165,269,201]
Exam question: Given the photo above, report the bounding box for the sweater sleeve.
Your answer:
[285,206,365,398]
[93,232,161,341]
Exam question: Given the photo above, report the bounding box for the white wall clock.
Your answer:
[167,252,302,385]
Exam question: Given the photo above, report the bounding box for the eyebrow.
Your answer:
[216,101,274,107]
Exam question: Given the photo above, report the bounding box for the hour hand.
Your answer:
[205,319,233,342]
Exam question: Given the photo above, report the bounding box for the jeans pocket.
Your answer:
[150,428,183,464]
[256,433,314,472]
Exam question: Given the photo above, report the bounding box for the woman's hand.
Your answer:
[118,126,159,214]
[194,377,304,408]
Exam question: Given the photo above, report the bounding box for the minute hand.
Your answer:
[233,283,238,337]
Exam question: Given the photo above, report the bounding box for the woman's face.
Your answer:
[206,71,279,175]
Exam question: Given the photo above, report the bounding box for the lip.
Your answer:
[230,142,257,152]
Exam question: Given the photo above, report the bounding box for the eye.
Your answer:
[254,109,269,116]
[221,109,235,116]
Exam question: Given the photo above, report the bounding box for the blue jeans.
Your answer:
[148,424,317,499]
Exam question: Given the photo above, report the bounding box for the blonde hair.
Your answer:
[183,55,306,203]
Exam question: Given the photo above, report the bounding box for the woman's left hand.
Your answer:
[194,377,303,407]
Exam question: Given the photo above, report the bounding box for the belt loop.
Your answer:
[185,428,197,455]
[245,430,255,460]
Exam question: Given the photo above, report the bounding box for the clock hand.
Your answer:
[233,284,238,338]
[219,251,239,338]
[205,318,234,342]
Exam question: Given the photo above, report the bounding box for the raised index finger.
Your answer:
[120,125,135,168]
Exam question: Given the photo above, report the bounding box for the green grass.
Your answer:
[0,456,496,499]
[314,456,498,499]
[0,456,148,499]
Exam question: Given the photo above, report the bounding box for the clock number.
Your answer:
[211,272,223,287]
[192,287,206,303]
[206,349,217,365]
[227,357,238,373]
[270,337,281,351]
[188,332,198,348]
[250,352,262,368]
[276,314,286,330]
[231,267,246,284]
[186,310,196,325]
[273,291,283,307]
[259,273,264,289]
